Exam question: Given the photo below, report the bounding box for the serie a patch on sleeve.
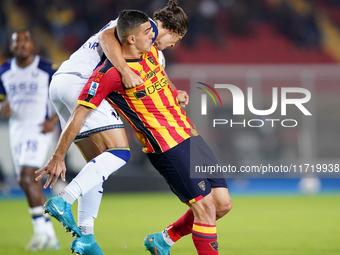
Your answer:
[89,81,99,96]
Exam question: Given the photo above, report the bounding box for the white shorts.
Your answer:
[49,73,124,139]
[10,131,53,175]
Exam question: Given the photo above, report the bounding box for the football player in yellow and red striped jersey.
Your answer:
[37,5,232,255]
[77,11,232,255]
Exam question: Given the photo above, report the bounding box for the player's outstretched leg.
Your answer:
[44,196,82,237]
[144,233,171,255]
[70,234,104,255]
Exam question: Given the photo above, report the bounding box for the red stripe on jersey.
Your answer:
[140,95,171,152]
[106,96,156,153]
[136,84,146,92]
[159,87,191,140]
[151,76,158,84]
[122,95,158,153]
[141,59,150,73]
[139,87,188,151]
[170,88,194,136]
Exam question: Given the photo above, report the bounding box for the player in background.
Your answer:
[35,1,189,254]
[0,30,60,251]
[38,8,232,255]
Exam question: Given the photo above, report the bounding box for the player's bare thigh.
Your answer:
[75,128,129,162]
[75,138,102,162]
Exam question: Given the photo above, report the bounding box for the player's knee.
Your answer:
[192,199,217,223]
[106,147,131,163]
[121,149,131,163]
[216,199,233,219]
[18,167,35,189]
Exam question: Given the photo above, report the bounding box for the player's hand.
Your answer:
[35,155,66,189]
[122,68,143,88]
[40,118,55,134]
[0,101,12,117]
[177,90,189,108]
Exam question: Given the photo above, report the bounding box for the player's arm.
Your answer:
[165,72,189,108]
[35,105,93,188]
[99,27,143,88]
[0,83,11,116]
[0,100,11,117]
[41,114,59,134]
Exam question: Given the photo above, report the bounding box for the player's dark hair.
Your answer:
[117,10,149,43]
[153,0,188,36]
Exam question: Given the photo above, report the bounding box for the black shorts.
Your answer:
[147,135,228,204]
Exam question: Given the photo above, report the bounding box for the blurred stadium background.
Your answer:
[1,0,340,196]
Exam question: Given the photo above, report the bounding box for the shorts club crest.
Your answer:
[198,181,206,191]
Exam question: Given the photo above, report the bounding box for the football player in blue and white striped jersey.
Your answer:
[0,30,60,251]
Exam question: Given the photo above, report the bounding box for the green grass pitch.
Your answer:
[0,192,339,255]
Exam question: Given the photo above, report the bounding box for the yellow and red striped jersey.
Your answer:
[78,45,198,153]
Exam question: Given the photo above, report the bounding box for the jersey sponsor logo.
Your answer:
[209,241,219,251]
[198,180,206,191]
[145,69,157,80]
[133,78,168,99]
[144,67,161,80]
[89,81,99,96]
[147,79,166,93]
[8,82,38,97]
[134,89,148,99]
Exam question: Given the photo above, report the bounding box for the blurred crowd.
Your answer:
[0,0,340,63]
